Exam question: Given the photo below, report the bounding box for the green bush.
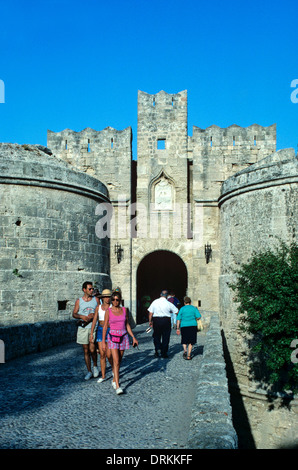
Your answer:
[230,241,298,394]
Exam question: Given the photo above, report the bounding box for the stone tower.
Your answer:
[136,89,189,209]
[132,90,191,321]
[0,143,111,357]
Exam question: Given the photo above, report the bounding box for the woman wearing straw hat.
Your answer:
[90,289,113,383]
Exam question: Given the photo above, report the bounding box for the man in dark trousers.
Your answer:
[148,290,179,358]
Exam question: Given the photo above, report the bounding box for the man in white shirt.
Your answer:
[148,290,179,358]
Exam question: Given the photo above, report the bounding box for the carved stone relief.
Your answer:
[153,176,174,210]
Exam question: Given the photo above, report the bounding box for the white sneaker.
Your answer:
[112,381,117,390]
[84,371,93,380]
[97,377,106,383]
[116,387,123,395]
[93,366,99,378]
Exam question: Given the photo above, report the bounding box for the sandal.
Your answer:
[183,352,187,359]
[186,356,192,360]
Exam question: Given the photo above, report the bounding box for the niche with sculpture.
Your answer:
[151,172,175,211]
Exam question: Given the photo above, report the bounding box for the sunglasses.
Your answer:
[111,297,120,301]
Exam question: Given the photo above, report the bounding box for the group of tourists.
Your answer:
[148,290,201,360]
[73,282,138,395]
[73,282,201,395]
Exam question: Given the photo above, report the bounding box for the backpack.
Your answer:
[168,296,180,309]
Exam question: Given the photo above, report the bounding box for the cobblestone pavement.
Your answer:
[0,324,205,449]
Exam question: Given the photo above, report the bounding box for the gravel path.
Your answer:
[0,324,205,449]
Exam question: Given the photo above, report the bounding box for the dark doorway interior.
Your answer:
[136,250,188,324]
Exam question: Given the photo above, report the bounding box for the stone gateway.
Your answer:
[0,89,297,448]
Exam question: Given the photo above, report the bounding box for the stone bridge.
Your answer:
[0,313,237,450]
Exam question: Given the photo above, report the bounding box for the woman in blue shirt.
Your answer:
[176,296,201,360]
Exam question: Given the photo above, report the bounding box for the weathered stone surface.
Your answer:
[187,314,238,449]
[0,143,111,341]
[219,149,298,448]
[47,91,277,318]
[0,320,76,360]
[1,90,297,448]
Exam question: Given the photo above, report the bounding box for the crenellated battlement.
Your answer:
[137,89,188,112]
[191,123,276,149]
[47,126,132,155]
[47,126,132,200]
[190,123,277,201]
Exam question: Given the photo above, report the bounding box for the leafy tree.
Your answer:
[230,241,298,394]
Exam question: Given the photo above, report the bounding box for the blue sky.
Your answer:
[0,0,297,159]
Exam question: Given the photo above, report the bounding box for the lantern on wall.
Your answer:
[114,243,123,263]
[205,243,212,264]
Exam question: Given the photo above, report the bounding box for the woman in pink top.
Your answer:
[102,292,138,394]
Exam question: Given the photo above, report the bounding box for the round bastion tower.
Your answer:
[0,143,111,359]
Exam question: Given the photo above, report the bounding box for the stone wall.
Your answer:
[187,313,238,449]
[0,143,112,358]
[218,148,298,448]
[46,91,278,320]
[189,123,276,315]
[47,126,132,202]
[47,126,133,313]
[191,123,276,202]
[133,91,277,316]
[0,320,76,361]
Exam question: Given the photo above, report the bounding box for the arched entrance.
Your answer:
[136,250,188,324]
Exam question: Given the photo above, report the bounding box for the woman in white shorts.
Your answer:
[90,289,113,383]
